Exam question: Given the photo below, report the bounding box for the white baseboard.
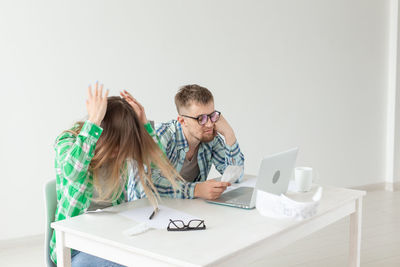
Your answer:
[385,182,400,191]
[352,182,400,192]
[0,234,43,250]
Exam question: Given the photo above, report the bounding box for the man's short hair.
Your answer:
[175,84,214,113]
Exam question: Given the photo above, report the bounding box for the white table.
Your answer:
[52,177,365,267]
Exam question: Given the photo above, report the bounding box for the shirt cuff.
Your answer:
[187,182,197,199]
[144,122,155,136]
[81,120,103,141]
[225,140,240,155]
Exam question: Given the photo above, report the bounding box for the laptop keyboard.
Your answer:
[226,198,245,204]
[221,187,254,205]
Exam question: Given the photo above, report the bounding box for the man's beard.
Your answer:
[199,129,217,143]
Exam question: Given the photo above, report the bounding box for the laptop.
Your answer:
[206,148,299,209]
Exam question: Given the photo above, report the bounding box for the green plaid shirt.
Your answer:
[50,120,158,264]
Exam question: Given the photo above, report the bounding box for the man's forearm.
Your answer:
[150,168,196,199]
[223,131,237,146]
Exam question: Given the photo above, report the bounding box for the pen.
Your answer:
[149,207,159,220]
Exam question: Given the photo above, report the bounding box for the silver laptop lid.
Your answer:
[255,147,298,195]
[248,148,298,207]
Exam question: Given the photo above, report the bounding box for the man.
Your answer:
[128,84,244,200]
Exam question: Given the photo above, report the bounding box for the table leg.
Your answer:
[349,197,362,267]
[55,230,71,267]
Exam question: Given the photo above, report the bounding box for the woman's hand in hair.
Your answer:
[120,90,148,124]
[86,81,109,126]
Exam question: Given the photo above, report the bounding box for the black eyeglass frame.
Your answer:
[167,219,206,231]
[180,110,221,126]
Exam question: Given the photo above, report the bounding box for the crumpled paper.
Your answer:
[256,187,323,221]
[221,165,243,183]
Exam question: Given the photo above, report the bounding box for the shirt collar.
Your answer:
[175,121,189,152]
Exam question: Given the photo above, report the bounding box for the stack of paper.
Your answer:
[256,187,323,221]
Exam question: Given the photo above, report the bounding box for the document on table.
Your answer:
[119,205,201,229]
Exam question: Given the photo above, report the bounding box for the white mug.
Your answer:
[294,167,313,192]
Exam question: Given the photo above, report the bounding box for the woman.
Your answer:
[50,82,180,266]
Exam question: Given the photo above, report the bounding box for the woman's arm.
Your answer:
[55,81,109,182]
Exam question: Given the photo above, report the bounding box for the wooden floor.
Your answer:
[251,188,400,267]
[1,189,399,267]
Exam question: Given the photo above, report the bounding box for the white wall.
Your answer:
[390,0,400,184]
[0,0,390,240]
[396,0,400,183]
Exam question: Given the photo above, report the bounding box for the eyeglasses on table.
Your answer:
[167,219,206,231]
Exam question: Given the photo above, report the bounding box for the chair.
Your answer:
[43,179,57,267]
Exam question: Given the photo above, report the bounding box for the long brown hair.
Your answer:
[70,96,180,207]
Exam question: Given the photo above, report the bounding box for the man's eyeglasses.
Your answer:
[181,111,221,126]
[167,219,206,231]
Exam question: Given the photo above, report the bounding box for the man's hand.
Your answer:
[120,90,148,125]
[86,81,109,126]
[214,114,236,146]
[194,180,231,200]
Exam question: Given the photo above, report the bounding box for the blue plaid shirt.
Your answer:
[128,120,244,200]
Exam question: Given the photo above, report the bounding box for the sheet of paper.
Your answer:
[256,187,323,221]
[221,165,243,183]
[119,205,201,229]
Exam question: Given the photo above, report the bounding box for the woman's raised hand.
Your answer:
[120,90,148,124]
[86,81,109,126]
